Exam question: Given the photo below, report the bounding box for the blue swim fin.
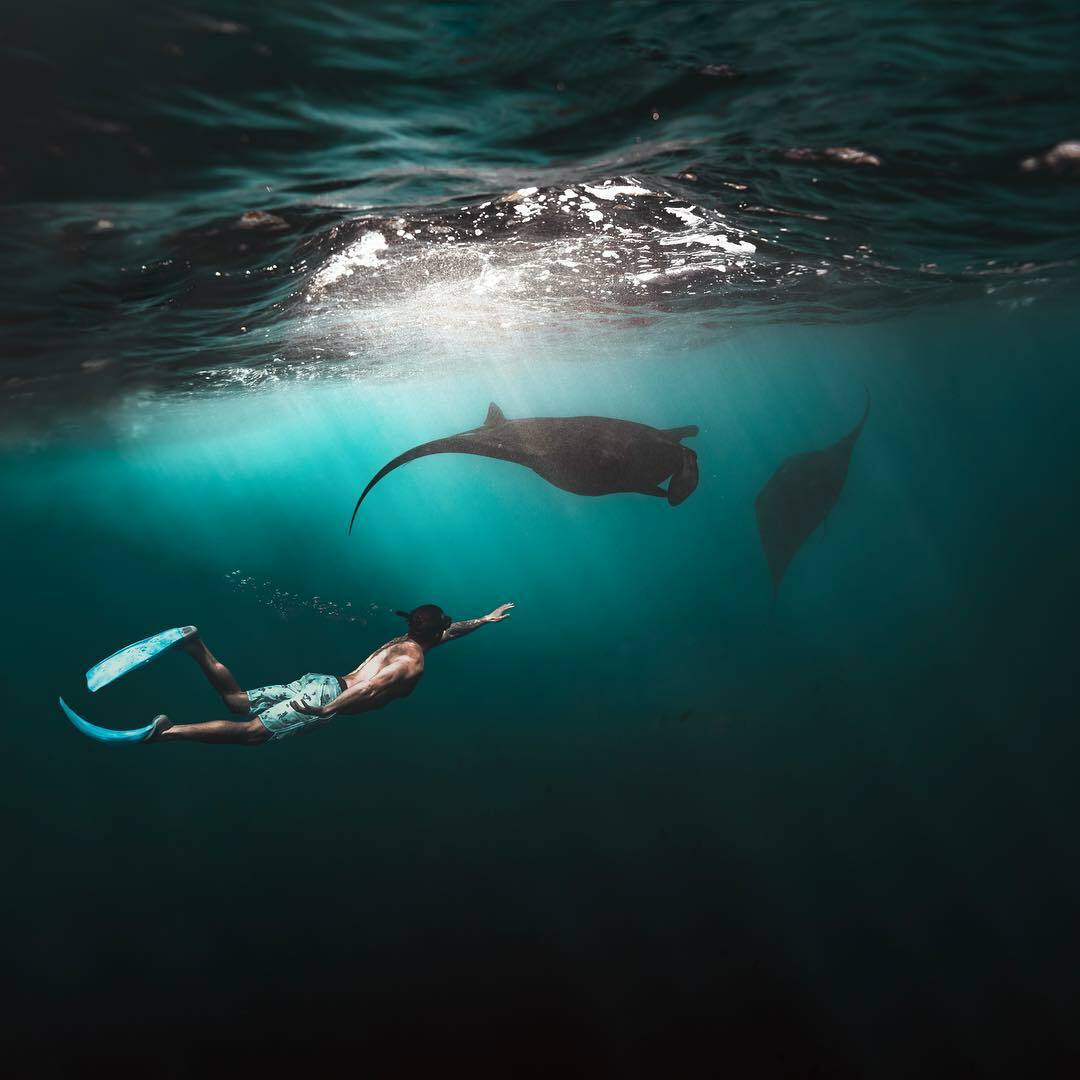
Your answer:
[59,697,158,743]
[86,626,196,692]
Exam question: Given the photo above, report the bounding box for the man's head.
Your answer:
[396,604,451,646]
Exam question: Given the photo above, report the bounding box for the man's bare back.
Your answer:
[338,637,425,708]
[311,636,425,716]
[146,602,513,744]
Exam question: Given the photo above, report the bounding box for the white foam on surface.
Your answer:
[583,183,657,201]
[312,231,388,288]
[664,206,704,227]
[659,232,756,254]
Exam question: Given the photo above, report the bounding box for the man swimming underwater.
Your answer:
[146,602,513,744]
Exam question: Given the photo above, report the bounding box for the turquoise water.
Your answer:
[7,303,1080,1073]
[5,0,1080,1074]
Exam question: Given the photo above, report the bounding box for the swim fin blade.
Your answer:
[86,626,195,693]
[58,697,157,743]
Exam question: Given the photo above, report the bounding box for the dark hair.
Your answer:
[396,604,451,642]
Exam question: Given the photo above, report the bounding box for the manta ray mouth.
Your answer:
[667,446,699,506]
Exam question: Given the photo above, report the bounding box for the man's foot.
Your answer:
[178,625,201,655]
[144,715,174,742]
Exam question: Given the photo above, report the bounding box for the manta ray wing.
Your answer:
[754,390,871,591]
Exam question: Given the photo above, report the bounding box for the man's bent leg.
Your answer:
[153,716,270,745]
[180,633,249,714]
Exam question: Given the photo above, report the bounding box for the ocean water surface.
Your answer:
[3,2,1080,1075]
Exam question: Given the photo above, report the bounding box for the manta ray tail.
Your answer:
[348,435,490,533]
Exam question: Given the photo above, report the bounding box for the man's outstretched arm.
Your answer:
[437,602,514,646]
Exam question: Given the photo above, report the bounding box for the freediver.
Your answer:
[143,602,514,744]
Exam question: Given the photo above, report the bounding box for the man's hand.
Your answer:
[485,602,514,623]
[290,697,326,717]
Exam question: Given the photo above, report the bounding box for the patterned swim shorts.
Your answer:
[246,672,342,740]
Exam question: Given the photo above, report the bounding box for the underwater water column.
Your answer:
[3,0,1080,1075]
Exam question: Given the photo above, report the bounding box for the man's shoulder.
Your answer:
[387,639,425,669]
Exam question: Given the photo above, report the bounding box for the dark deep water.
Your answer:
[3,3,1080,1076]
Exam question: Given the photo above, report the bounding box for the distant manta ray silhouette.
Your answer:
[349,403,700,531]
[754,389,871,591]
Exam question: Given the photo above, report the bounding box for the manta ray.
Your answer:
[349,403,699,531]
[754,390,871,591]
